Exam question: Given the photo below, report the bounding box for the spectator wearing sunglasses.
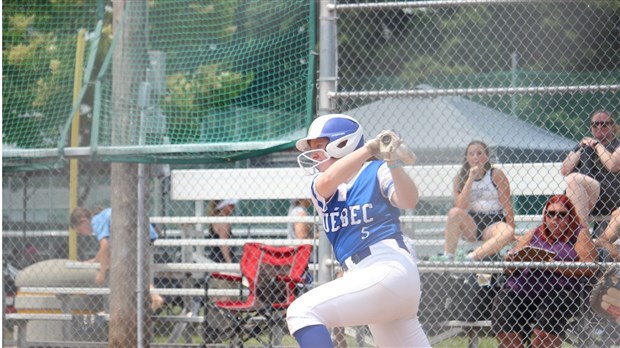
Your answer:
[561,109,620,229]
[492,194,597,348]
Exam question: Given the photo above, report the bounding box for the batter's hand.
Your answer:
[364,137,381,156]
[364,130,400,158]
[377,130,403,161]
[366,130,416,165]
[379,130,417,165]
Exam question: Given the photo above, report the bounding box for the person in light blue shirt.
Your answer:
[70,207,163,310]
[88,208,159,242]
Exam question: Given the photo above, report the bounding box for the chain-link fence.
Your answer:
[3,0,620,347]
[329,1,619,347]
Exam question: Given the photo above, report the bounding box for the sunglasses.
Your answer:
[546,210,569,219]
[591,121,614,127]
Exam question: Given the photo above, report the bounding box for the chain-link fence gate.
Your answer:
[3,0,620,347]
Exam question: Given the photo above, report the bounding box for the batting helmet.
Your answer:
[295,114,365,159]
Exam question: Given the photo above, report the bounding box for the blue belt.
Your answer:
[342,236,409,272]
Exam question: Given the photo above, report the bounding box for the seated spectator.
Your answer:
[492,194,597,348]
[207,199,239,263]
[441,140,515,261]
[595,208,620,260]
[192,199,239,316]
[560,109,620,229]
[70,207,164,311]
[287,198,316,286]
[193,199,246,342]
[287,199,315,240]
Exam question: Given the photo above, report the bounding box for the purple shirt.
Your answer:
[505,225,582,297]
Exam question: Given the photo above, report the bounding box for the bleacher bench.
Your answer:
[148,162,576,347]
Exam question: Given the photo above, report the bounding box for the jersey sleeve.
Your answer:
[377,162,396,204]
[310,174,327,212]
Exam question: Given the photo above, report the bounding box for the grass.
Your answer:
[433,336,498,348]
[2,318,582,348]
[1,329,583,348]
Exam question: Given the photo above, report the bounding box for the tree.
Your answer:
[2,1,103,149]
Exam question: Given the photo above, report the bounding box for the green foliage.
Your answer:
[3,0,314,166]
[161,63,254,143]
[3,14,76,147]
[2,0,102,148]
[148,0,239,61]
[146,0,311,148]
[396,3,620,140]
[400,56,475,87]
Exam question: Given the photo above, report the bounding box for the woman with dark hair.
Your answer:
[206,199,239,263]
[561,109,620,228]
[492,194,597,348]
[440,140,515,261]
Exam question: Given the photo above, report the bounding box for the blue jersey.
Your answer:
[91,208,158,242]
[311,160,401,264]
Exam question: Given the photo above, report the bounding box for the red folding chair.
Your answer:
[202,242,312,347]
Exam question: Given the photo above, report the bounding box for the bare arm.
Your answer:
[598,210,620,244]
[506,228,535,259]
[503,228,535,276]
[212,223,234,263]
[386,163,419,210]
[560,147,582,176]
[494,169,515,229]
[594,142,620,173]
[556,226,597,278]
[95,238,110,285]
[575,227,597,263]
[293,210,312,239]
[314,146,375,199]
[595,209,620,260]
[453,174,473,210]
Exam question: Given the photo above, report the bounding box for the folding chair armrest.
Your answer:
[274,274,304,284]
[211,272,242,283]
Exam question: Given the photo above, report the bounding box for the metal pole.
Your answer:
[137,162,146,348]
[136,81,151,348]
[511,52,519,117]
[317,0,338,116]
[69,28,86,260]
[317,0,338,286]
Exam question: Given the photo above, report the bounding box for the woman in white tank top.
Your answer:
[441,140,515,261]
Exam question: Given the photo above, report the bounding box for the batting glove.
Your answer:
[377,130,403,161]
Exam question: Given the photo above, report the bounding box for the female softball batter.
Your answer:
[286,114,430,347]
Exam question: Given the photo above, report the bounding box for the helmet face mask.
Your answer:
[296,114,364,173]
[296,149,330,174]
